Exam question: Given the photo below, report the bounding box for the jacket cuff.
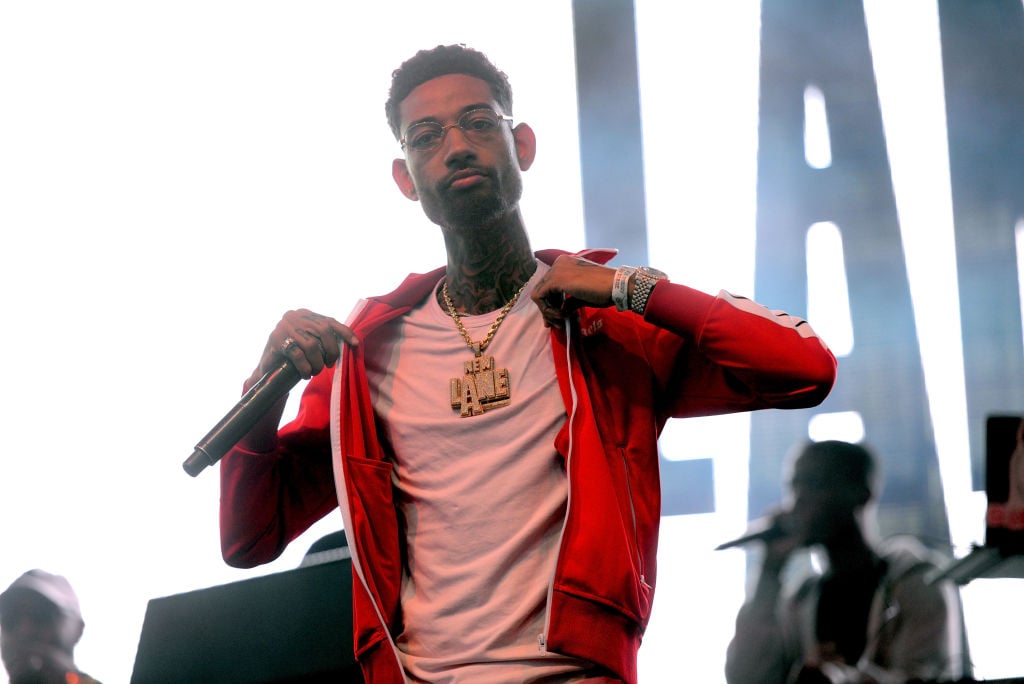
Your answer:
[641,281,717,336]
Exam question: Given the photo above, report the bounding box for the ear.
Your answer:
[392,158,419,201]
[512,122,536,171]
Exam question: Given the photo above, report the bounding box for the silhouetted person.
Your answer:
[0,570,99,684]
[725,440,969,683]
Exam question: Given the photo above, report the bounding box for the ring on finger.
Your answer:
[281,336,297,353]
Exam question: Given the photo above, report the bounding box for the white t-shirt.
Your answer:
[363,262,593,683]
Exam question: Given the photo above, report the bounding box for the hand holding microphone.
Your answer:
[183,309,358,477]
[248,309,359,388]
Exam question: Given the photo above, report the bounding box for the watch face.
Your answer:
[639,266,668,279]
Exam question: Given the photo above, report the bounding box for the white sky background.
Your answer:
[0,1,1019,682]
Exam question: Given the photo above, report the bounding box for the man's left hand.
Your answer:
[531,255,616,327]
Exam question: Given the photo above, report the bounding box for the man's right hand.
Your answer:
[246,309,359,391]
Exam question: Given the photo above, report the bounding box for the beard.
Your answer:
[442,187,507,227]
[422,168,523,231]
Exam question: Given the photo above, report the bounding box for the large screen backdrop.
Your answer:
[578,0,1024,543]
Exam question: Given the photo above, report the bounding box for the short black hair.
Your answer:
[385,44,513,140]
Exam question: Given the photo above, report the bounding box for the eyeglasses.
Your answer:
[401,107,513,154]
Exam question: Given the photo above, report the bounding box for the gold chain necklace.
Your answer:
[442,278,529,417]
[442,280,528,355]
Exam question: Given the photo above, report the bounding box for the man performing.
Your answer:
[724,440,968,683]
[218,44,837,683]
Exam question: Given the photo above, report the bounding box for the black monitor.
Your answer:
[131,558,361,683]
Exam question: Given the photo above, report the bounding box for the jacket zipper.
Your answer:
[540,318,655,652]
[540,319,577,652]
[331,351,411,683]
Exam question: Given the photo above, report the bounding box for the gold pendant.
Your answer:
[449,355,511,417]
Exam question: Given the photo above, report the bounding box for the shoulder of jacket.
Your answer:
[536,247,618,266]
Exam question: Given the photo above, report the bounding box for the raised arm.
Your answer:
[645,284,836,412]
[531,254,836,415]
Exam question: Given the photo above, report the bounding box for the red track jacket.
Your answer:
[220,248,836,683]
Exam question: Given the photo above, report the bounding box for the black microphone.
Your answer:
[715,517,790,551]
[182,358,301,477]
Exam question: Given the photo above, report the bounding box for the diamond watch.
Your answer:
[630,266,668,315]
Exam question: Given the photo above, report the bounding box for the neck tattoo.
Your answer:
[442,278,529,417]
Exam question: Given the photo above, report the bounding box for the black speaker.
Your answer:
[131,559,362,683]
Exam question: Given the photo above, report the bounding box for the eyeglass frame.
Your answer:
[399,107,514,154]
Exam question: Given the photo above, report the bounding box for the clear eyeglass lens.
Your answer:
[405,109,502,152]
[460,109,500,133]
